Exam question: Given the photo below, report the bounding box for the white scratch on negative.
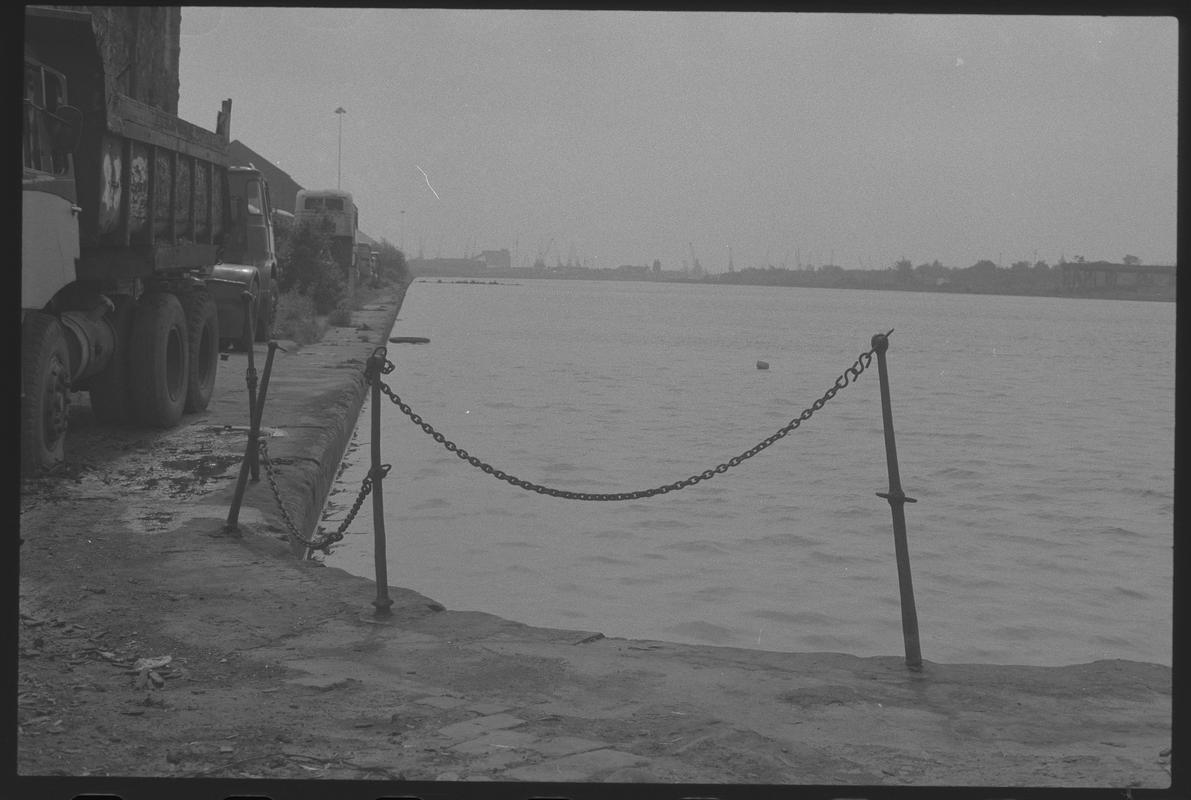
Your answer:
[415,165,441,200]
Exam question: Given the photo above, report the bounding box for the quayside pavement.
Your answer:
[15,281,1173,798]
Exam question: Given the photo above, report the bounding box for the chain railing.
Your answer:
[374,329,893,502]
[237,328,923,668]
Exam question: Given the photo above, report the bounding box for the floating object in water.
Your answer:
[756,360,769,370]
[389,336,430,344]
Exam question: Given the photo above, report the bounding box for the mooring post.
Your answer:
[241,292,260,481]
[250,339,282,460]
[871,331,923,671]
[368,348,394,617]
[224,293,260,534]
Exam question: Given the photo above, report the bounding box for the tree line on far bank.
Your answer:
[706,255,1171,298]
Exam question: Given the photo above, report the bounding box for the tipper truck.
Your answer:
[21,6,276,474]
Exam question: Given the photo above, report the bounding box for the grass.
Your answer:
[274,274,405,345]
[273,291,325,346]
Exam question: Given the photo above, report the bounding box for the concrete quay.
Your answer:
[15,281,1175,799]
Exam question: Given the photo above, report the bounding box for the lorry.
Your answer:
[21,6,277,474]
[205,165,282,349]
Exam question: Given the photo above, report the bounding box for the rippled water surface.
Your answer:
[325,279,1174,666]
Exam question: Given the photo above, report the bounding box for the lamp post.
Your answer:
[401,210,405,253]
[335,106,346,189]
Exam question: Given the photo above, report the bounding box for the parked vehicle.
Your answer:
[205,165,282,348]
[295,188,358,280]
[21,6,233,474]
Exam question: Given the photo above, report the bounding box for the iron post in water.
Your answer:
[871,331,923,671]
[368,348,394,617]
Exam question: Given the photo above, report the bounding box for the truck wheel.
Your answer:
[129,292,189,428]
[21,312,72,475]
[88,297,135,424]
[255,282,277,342]
[182,289,219,413]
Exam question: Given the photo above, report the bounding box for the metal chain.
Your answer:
[376,330,892,501]
[259,437,383,552]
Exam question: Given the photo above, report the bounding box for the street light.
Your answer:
[335,106,346,189]
[400,210,406,253]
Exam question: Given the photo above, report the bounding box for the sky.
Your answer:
[178,9,1178,272]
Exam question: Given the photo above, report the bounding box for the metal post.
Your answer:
[223,339,282,534]
[224,293,258,534]
[871,332,923,671]
[241,293,260,480]
[252,340,282,445]
[368,349,394,617]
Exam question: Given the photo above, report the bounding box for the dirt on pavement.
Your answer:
[15,282,1175,799]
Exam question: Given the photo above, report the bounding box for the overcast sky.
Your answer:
[178,9,1178,272]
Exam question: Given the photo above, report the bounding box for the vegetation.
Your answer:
[272,290,324,346]
[270,225,412,344]
[277,222,347,314]
[373,239,410,286]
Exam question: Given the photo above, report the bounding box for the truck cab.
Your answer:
[206,165,281,347]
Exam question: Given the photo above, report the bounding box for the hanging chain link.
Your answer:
[374,330,893,502]
[259,437,383,552]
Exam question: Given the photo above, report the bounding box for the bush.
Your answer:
[375,239,410,285]
[278,223,347,313]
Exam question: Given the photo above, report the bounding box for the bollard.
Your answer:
[224,339,283,534]
[368,349,394,617]
[871,331,923,671]
[240,292,260,480]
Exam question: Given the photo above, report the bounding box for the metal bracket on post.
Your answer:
[871,331,923,672]
[367,348,394,617]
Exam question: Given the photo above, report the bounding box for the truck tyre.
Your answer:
[21,312,72,475]
[255,281,277,342]
[182,289,219,413]
[88,297,135,424]
[129,292,189,428]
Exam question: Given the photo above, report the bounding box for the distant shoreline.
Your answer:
[410,267,1176,303]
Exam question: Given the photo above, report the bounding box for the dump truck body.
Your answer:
[21,5,232,474]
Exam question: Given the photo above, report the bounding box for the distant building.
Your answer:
[478,249,511,270]
[1059,261,1176,295]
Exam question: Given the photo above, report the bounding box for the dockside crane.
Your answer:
[534,237,554,269]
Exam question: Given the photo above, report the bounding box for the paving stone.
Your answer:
[464,749,532,772]
[416,694,467,710]
[467,701,511,715]
[527,736,607,757]
[437,713,525,741]
[504,748,646,781]
[604,766,656,782]
[284,674,352,691]
[451,729,537,754]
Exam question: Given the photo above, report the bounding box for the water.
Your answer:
[324,279,1174,667]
